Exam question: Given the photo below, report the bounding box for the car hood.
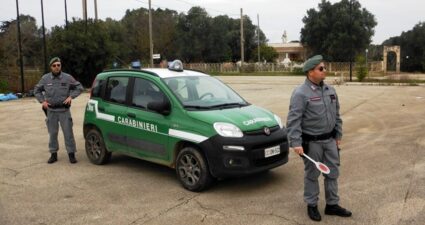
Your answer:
[186,105,279,131]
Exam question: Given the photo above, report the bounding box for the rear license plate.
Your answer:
[264,145,280,158]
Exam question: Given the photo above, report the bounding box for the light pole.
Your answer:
[64,0,68,28]
[257,14,260,63]
[15,0,25,93]
[349,0,353,81]
[41,0,48,73]
[148,0,153,68]
[365,48,368,77]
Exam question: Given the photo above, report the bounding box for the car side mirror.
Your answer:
[147,98,171,116]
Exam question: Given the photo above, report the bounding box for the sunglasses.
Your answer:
[316,66,326,72]
[51,64,61,68]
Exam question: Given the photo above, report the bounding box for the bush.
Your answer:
[355,55,367,82]
[0,80,9,93]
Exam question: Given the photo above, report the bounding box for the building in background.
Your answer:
[268,31,307,63]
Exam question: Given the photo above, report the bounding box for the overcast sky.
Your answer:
[1,0,424,45]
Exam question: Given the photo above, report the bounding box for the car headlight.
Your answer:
[274,114,283,128]
[213,122,243,138]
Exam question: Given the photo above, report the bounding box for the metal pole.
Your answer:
[82,0,87,32]
[64,0,68,27]
[365,48,368,77]
[349,0,353,81]
[149,0,153,67]
[15,0,25,93]
[257,14,260,63]
[82,0,87,21]
[240,8,244,63]
[41,0,48,73]
[94,0,98,21]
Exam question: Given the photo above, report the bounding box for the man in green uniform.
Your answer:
[34,57,84,164]
[287,55,352,221]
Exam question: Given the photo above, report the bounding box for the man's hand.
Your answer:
[63,96,72,105]
[336,139,341,148]
[293,146,304,156]
[42,101,49,109]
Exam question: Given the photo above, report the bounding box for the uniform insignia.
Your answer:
[310,96,321,101]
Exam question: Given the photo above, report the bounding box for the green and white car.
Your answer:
[83,60,289,191]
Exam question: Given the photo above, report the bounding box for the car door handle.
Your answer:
[127,112,136,118]
[98,106,105,112]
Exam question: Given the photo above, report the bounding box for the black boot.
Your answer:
[325,204,352,217]
[47,153,57,164]
[68,153,77,164]
[307,205,321,221]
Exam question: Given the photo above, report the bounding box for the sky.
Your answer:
[0,0,424,45]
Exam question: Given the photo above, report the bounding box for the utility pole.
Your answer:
[15,0,25,93]
[82,0,87,21]
[240,8,244,63]
[41,0,48,73]
[257,14,260,63]
[82,0,87,31]
[94,0,98,21]
[148,0,153,67]
[64,0,68,28]
[349,0,353,81]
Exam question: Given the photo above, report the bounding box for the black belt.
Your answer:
[302,129,336,142]
[48,103,70,109]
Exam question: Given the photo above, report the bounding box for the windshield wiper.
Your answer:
[209,102,248,109]
[184,105,213,110]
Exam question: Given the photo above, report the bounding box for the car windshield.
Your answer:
[163,76,249,110]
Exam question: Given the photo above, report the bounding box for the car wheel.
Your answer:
[176,147,213,192]
[85,129,111,165]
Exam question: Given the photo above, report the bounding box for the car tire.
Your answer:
[85,129,111,165]
[176,147,213,192]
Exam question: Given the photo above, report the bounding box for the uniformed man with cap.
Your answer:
[34,57,84,164]
[286,55,352,221]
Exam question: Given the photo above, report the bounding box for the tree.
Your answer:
[251,44,278,62]
[301,0,377,62]
[383,22,425,72]
[48,19,119,86]
[175,7,212,62]
[0,15,42,68]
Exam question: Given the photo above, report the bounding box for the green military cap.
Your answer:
[303,55,323,73]
[49,57,61,66]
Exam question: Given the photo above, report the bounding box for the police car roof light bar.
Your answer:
[302,153,330,174]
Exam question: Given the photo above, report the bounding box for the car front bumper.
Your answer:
[199,127,289,178]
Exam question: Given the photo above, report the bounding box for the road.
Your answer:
[1,76,424,225]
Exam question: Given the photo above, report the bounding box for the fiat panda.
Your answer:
[83,60,289,191]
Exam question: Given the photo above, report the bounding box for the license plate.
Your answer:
[264,145,280,158]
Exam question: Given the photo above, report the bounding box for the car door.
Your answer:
[125,77,171,161]
[98,76,130,152]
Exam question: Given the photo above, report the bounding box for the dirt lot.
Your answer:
[1,76,424,225]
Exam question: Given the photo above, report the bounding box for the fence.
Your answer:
[0,61,386,92]
[184,61,384,74]
[0,68,42,93]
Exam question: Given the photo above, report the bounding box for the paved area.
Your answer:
[1,76,424,225]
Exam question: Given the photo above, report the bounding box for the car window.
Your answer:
[166,78,188,101]
[164,76,247,110]
[91,79,105,98]
[132,78,164,109]
[105,77,129,104]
